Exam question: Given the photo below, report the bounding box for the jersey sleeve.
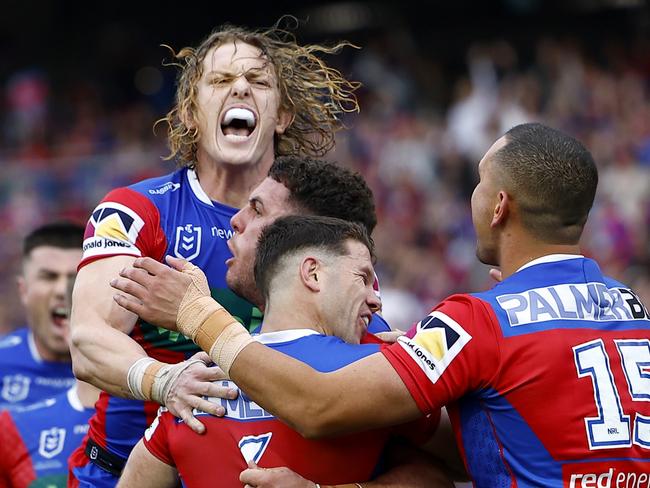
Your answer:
[381,294,501,414]
[79,187,167,269]
[142,409,175,466]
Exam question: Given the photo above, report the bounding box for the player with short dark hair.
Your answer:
[0,221,83,410]
[117,216,446,488]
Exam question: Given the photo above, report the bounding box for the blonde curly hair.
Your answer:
[158,18,361,168]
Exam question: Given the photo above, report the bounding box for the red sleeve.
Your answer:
[392,408,441,446]
[79,187,166,269]
[0,411,35,488]
[142,410,175,466]
[381,294,501,414]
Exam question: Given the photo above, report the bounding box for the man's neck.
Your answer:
[259,299,326,336]
[498,230,581,279]
[195,155,273,208]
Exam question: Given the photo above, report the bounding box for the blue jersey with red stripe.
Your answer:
[77,168,261,461]
[382,255,650,487]
[0,327,75,411]
[144,329,438,487]
[0,387,93,488]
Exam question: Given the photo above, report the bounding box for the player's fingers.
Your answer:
[117,266,151,287]
[112,293,144,316]
[201,381,238,400]
[375,330,405,343]
[179,409,205,434]
[133,256,168,275]
[110,276,148,299]
[189,351,212,365]
[190,397,225,417]
[192,365,229,382]
[240,467,267,485]
[489,268,503,282]
[166,255,192,272]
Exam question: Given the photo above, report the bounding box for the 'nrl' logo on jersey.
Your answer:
[1,374,31,403]
[174,224,202,261]
[39,427,66,459]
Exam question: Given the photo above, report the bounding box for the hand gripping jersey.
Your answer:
[0,328,75,410]
[0,387,94,488]
[382,255,650,487]
[144,329,438,488]
[74,168,261,463]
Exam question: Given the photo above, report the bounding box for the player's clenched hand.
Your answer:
[164,352,238,435]
[240,461,317,488]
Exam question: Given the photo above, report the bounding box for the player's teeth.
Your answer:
[223,108,255,127]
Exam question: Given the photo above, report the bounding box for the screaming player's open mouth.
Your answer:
[51,305,69,328]
[220,107,256,140]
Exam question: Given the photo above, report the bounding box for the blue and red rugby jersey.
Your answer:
[75,168,392,465]
[77,168,261,461]
[0,387,93,488]
[382,255,650,487]
[0,327,75,411]
[144,329,438,487]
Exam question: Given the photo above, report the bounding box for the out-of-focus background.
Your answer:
[1,0,649,331]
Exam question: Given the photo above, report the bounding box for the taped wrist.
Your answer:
[176,262,220,339]
[127,357,162,400]
[206,321,254,377]
[150,358,206,406]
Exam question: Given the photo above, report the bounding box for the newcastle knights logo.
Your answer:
[174,224,202,261]
[1,374,31,403]
[38,427,66,459]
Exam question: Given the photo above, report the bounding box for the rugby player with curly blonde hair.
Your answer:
[67,18,360,487]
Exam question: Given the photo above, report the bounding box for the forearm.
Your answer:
[117,440,178,488]
[70,323,147,397]
[229,343,421,437]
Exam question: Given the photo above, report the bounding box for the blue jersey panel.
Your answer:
[12,389,93,481]
[0,328,75,410]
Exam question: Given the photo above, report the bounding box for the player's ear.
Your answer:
[491,190,510,227]
[275,108,294,135]
[16,274,28,307]
[300,256,321,292]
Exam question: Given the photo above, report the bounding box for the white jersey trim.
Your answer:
[27,330,43,363]
[253,329,321,345]
[67,385,85,412]
[187,169,214,207]
[517,254,584,273]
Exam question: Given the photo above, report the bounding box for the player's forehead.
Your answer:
[23,246,80,274]
[343,239,373,272]
[250,178,292,212]
[203,40,272,76]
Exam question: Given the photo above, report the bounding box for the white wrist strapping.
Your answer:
[127,357,156,400]
[150,358,205,406]
[127,357,205,405]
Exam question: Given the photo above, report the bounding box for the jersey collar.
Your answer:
[253,329,321,345]
[187,169,213,206]
[516,253,584,273]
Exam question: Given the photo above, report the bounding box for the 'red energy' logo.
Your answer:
[563,461,649,488]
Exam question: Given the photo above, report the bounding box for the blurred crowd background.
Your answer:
[1,0,649,330]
